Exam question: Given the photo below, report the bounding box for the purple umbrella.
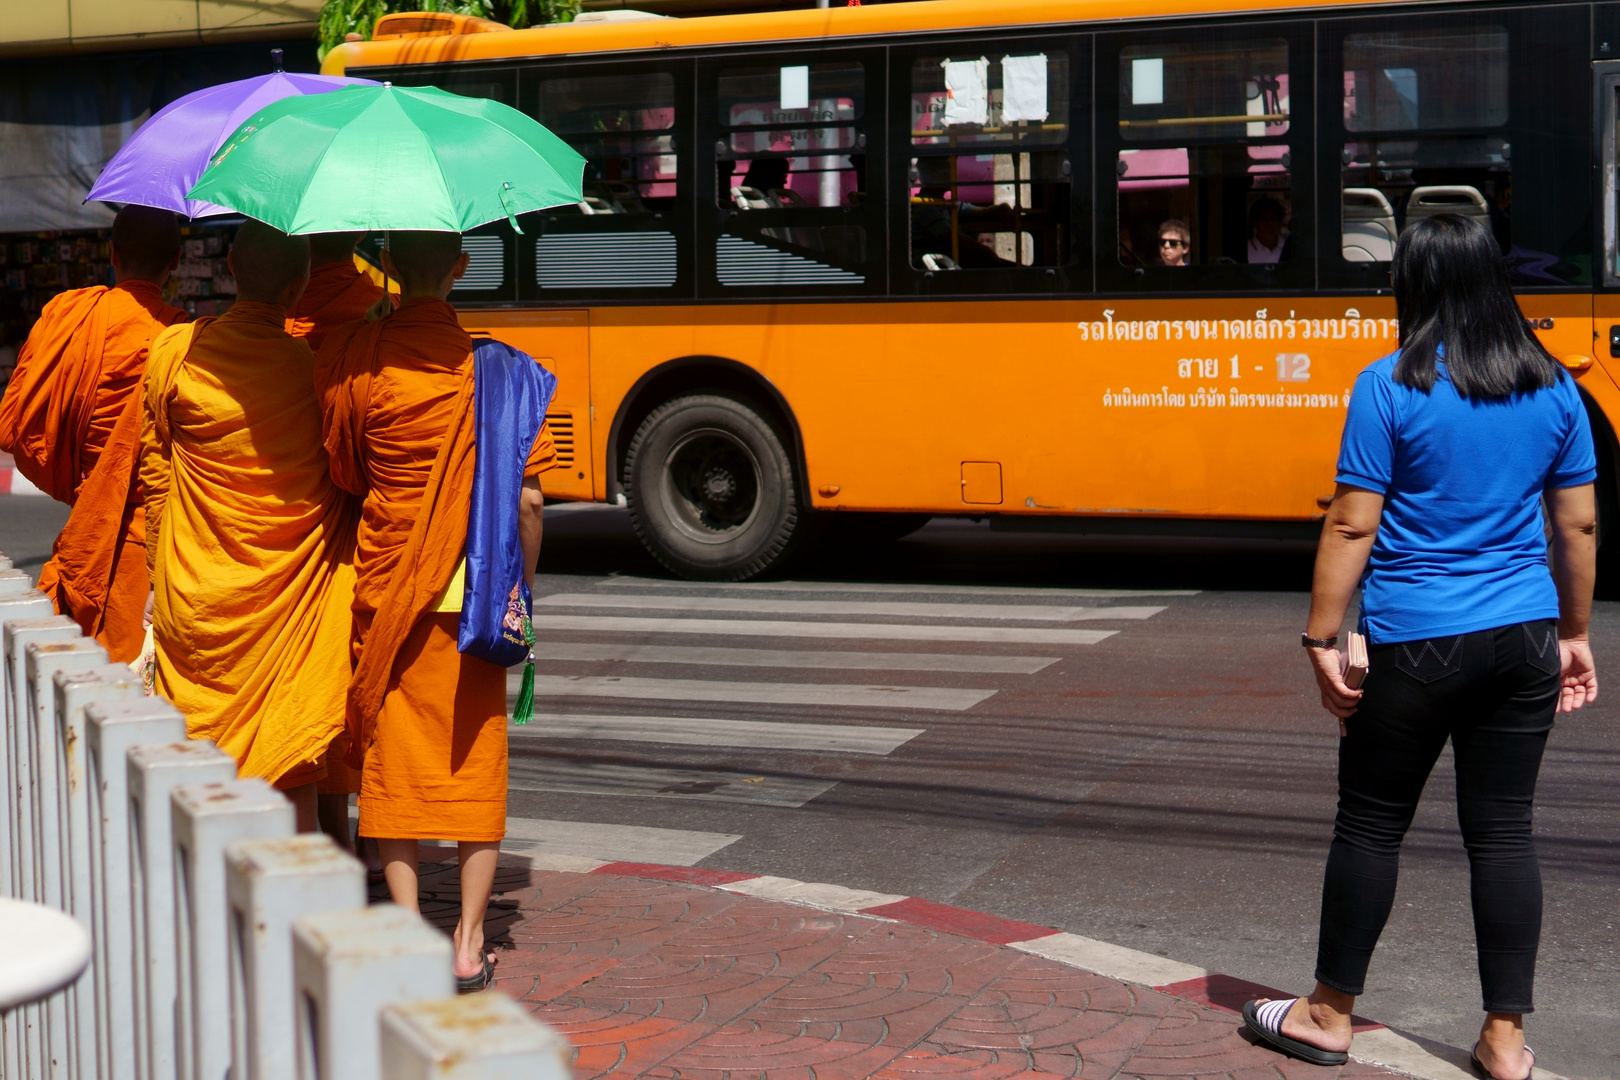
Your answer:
[87,63,378,219]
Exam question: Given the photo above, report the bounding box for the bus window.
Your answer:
[1338,28,1511,263]
[909,152,1070,269]
[1118,40,1288,141]
[533,72,679,214]
[716,63,864,211]
[1110,37,1295,285]
[709,61,873,287]
[524,68,685,294]
[910,51,1070,147]
[907,50,1072,273]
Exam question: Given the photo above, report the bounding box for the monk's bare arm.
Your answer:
[520,478,544,591]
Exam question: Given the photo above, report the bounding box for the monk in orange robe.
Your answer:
[285,231,385,852]
[316,231,551,990]
[285,231,385,354]
[0,206,183,661]
[141,221,358,831]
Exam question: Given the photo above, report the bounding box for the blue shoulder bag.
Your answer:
[458,338,557,723]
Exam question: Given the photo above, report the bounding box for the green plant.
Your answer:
[316,0,580,59]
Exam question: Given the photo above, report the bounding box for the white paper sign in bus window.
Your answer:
[779,65,810,111]
[1001,54,1049,123]
[1131,57,1165,106]
[943,58,989,126]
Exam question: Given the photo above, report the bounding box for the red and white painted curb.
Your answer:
[515,853,1561,1080]
[0,462,45,496]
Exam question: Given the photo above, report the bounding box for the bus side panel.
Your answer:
[589,297,1378,520]
[459,309,594,500]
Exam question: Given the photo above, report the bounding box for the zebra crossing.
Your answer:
[503,576,1195,850]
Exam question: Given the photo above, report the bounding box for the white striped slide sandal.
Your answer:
[1242,998,1350,1067]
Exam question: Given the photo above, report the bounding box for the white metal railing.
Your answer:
[0,551,571,1079]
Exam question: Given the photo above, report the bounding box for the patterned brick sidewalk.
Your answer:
[395,857,1404,1080]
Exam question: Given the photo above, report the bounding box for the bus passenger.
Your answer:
[1248,198,1292,264]
[1157,219,1191,266]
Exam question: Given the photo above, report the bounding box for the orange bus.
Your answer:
[324,0,1620,580]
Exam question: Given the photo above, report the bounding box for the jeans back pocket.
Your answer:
[1394,636,1464,684]
[1522,622,1561,676]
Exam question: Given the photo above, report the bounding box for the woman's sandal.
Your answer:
[454,952,496,995]
[1242,998,1351,1067]
[1470,1041,1534,1080]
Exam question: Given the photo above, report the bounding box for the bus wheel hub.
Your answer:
[702,467,738,503]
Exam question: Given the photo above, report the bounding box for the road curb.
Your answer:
[508,853,1564,1080]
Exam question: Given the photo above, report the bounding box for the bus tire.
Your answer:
[624,392,803,581]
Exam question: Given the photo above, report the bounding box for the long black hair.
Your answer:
[1390,213,1561,398]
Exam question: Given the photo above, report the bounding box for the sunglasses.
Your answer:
[1158,238,1188,248]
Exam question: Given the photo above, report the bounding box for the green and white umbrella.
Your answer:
[187,83,584,233]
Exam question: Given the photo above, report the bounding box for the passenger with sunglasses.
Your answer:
[1156,219,1191,266]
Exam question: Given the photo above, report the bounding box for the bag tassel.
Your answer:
[512,613,536,725]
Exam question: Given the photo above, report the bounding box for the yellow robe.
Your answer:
[141,301,358,788]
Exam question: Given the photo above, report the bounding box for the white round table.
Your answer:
[0,898,91,1011]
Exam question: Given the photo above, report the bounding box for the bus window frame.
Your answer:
[1096,19,1315,296]
[886,31,1091,297]
[1598,60,1620,290]
[695,44,888,300]
[515,55,697,304]
[1317,5,1592,294]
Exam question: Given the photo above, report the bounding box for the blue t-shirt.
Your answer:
[1336,353,1597,643]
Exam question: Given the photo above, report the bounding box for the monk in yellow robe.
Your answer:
[141,220,357,830]
[284,231,385,851]
[316,231,551,990]
[0,206,183,661]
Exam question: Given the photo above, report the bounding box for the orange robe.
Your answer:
[0,281,184,661]
[316,298,556,841]
[141,301,358,788]
[285,259,385,794]
[285,260,385,355]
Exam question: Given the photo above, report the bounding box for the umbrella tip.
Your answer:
[271,47,284,72]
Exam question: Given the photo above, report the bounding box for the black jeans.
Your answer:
[1314,620,1558,1013]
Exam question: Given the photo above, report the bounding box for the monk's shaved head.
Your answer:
[385,231,464,293]
[229,220,310,307]
[308,231,365,269]
[111,205,181,283]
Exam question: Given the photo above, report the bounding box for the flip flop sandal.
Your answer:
[1242,998,1350,1067]
[455,953,495,995]
[1471,1041,1534,1080]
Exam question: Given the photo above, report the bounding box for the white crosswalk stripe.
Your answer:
[511,712,923,754]
[509,758,834,807]
[529,641,1058,674]
[517,673,995,711]
[539,592,1166,621]
[600,575,1198,599]
[535,615,1118,646]
[498,816,741,865]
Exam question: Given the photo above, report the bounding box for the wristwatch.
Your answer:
[1301,633,1338,649]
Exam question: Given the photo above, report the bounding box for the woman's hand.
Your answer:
[1307,646,1363,733]
[1558,637,1598,713]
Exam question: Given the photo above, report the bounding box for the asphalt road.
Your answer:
[2,494,1614,1077]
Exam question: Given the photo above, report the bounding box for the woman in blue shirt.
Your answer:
[1242,215,1598,1080]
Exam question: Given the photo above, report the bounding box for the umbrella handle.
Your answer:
[499,182,525,235]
